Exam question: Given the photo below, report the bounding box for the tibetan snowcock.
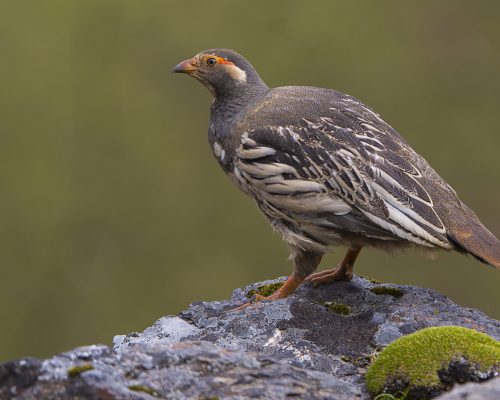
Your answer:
[173,48,500,305]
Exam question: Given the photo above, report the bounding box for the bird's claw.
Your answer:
[304,267,353,286]
[230,293,276,311]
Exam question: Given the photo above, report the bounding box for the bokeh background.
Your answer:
[1,0,499,362]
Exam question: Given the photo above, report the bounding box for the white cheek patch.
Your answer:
[225,64,247,83]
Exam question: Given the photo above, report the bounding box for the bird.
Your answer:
[173,48,500,304]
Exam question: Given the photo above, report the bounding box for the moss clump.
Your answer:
[357,273,381,284]
[246,282,283,298]
[324,301,351,315]
[365,326,500,398]
[67,363,94,377]
[371,286,404,298]
[128,385,159,397]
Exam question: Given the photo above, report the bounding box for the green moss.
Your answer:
[128,385,160,397]
[365,326,500,397]
[357,273,381,284]
[246,282,283,298]
[324,301,351,315]
[371,286,404,298]
[67,363,94,377]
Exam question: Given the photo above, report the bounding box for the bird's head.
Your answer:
[173,49,267,99]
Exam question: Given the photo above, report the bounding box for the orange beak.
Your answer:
[172,58,197,74]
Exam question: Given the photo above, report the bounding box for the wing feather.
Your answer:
[234,111,451,248]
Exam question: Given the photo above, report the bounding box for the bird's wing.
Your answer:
[234,108,451,248]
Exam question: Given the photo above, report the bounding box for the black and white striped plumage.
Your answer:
[174,49,500,301]
[232,88,452,253]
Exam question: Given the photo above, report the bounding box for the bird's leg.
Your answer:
[304,246,362,286]
[251,249,322,301]
[252,273,305,302]
[232,275,303,311]
[233,250,322,310]
[252,250,323,302]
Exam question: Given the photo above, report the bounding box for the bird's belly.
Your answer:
[260,200,345,252]
[259,198,410,254]
[231,162,414,253]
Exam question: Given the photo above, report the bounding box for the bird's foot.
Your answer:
[231,301,254,311]
[231,292,281,311]
[305,246,361,287]
[231,273,304,311]
[304,265,353,286]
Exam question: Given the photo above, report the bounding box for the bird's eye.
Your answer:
[207,57,217,66]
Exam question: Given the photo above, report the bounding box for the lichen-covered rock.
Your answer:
[1,275,499,399]
[365,326,500,399]
[1,342,359,400]
[116,276,499,389]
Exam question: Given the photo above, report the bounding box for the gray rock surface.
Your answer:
[435,377,500,400]
[1,275,499,399]
[0,342,358,400]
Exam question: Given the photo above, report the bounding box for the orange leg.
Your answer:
[304,246,362,286]
[253,273,304,301]
[233,250,322,311]
[233,273,305,311]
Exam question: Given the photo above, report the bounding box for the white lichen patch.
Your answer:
[264,329,283,347]
[113,317,201,350]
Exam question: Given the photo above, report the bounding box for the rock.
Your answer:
[365,326,500,399]
[1,342,359,400]
[1,275,499,399]
[435,377,500,400]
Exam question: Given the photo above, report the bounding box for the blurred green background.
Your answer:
[1,0,499,362]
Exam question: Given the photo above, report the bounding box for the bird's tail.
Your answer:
[446,203,500,269]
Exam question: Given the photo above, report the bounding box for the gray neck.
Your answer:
[209,82,269,141]
[213,65,269,111]
[214,85,268,114]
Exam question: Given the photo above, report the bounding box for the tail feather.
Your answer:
[446,204,500,269]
